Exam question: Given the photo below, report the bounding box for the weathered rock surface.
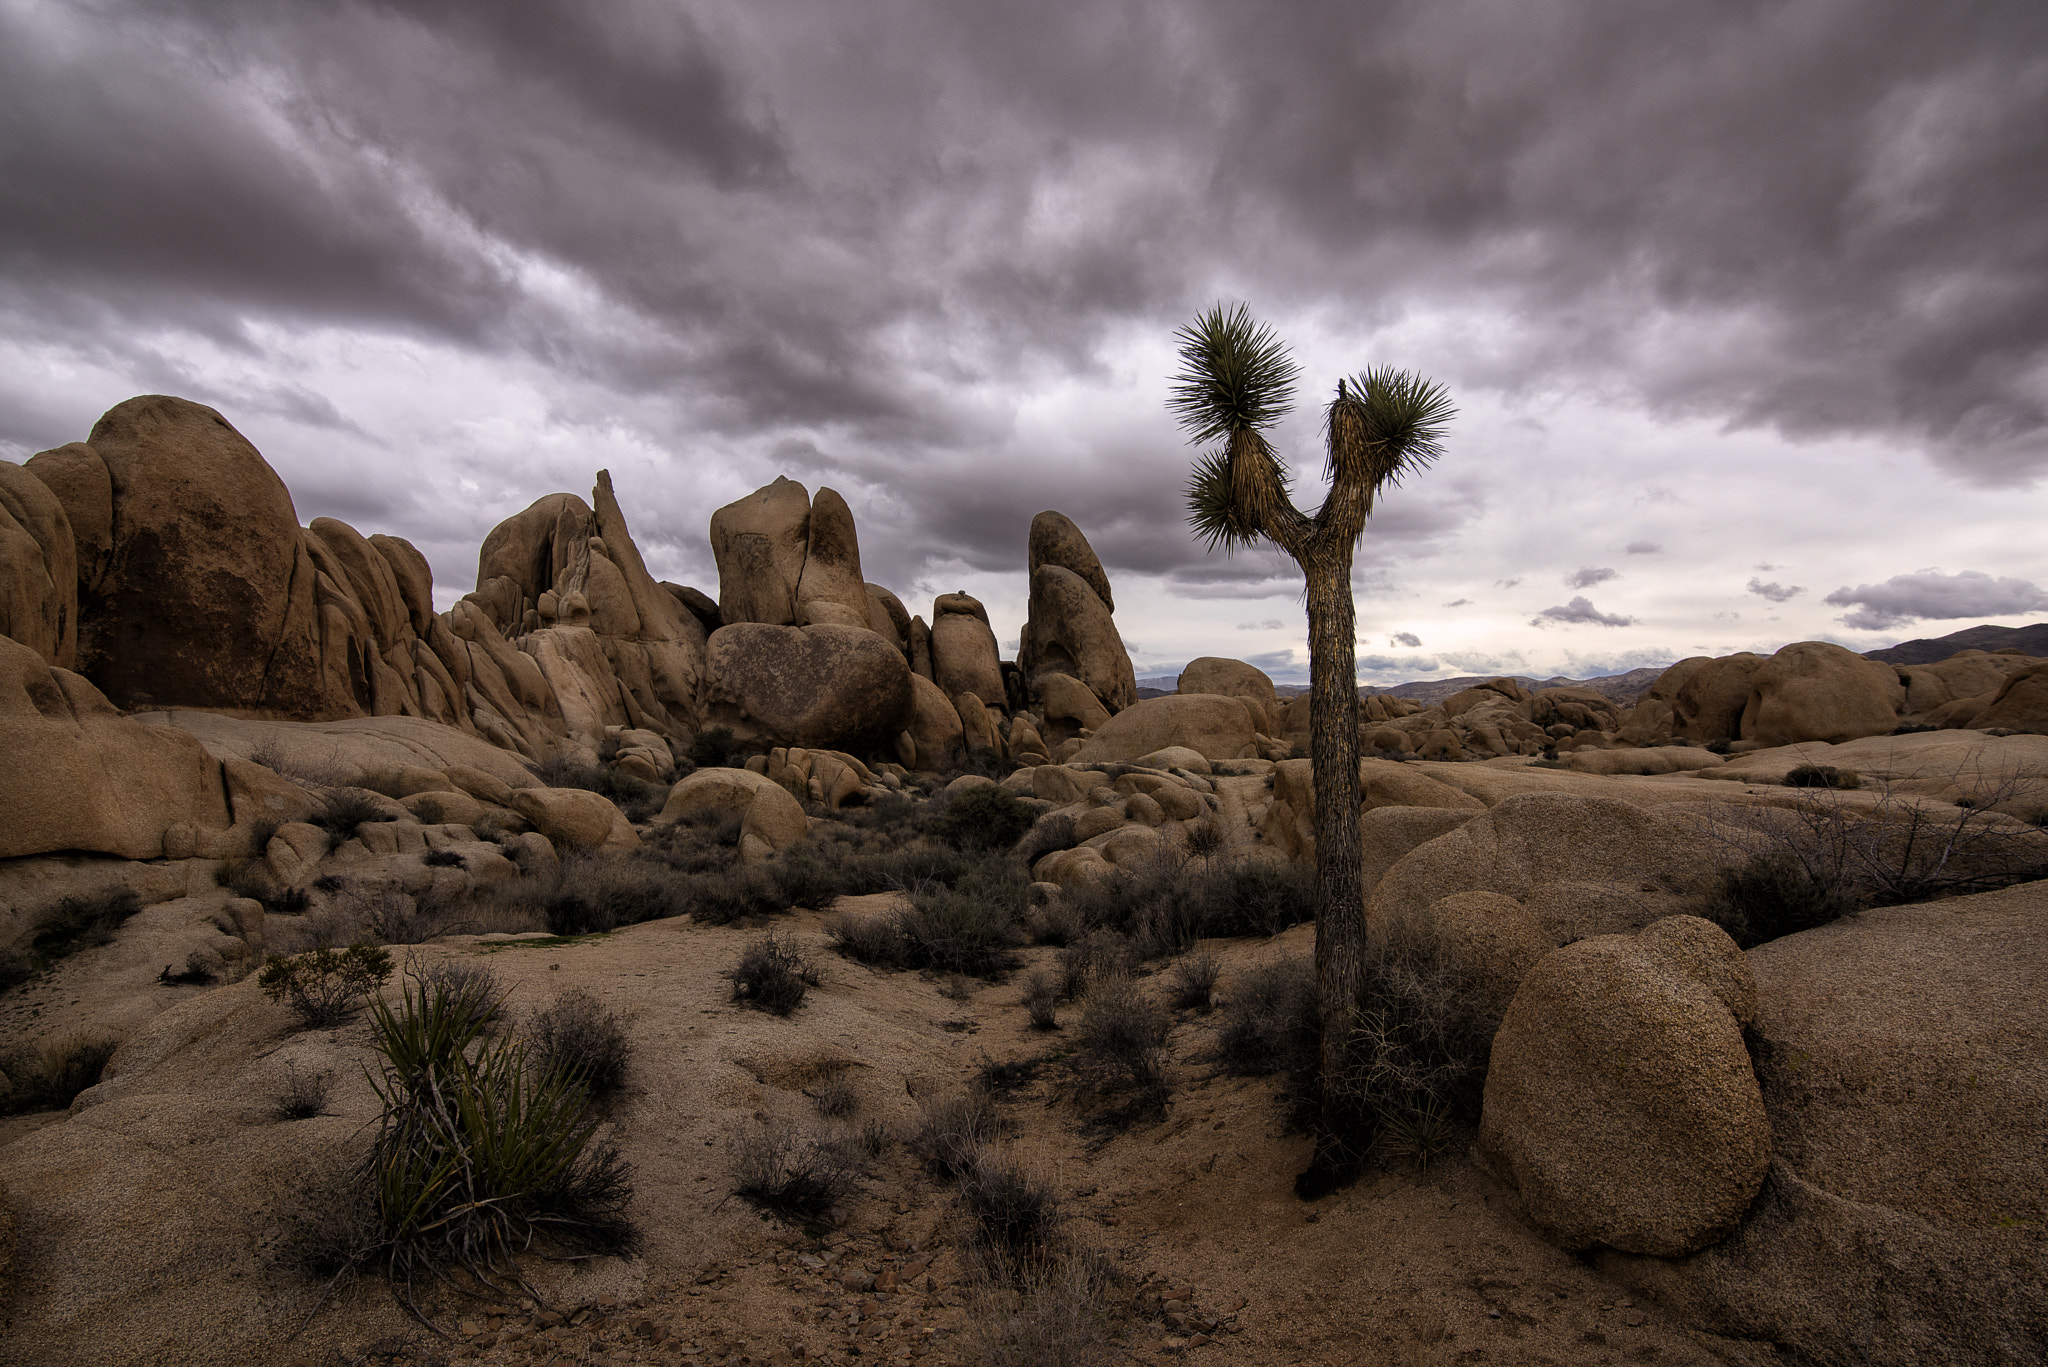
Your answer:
[1018,513,1134,715]
[706,623,915,751]
[0,635,230,861]
[1177,657,1278,734]
[709,476,811,627]
[928,593,1006,711]
[1072,693,1258,764]
[1480,916,1768,1256]
[0,458,77,668]
[794,488,871,630]
[659,767,810,861]
[1741,641,1901,747]
[1603,884,2048,1364]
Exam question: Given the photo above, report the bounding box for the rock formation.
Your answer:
[1018,511,1136,717]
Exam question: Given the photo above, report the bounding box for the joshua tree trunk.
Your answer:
[1301,548,1364,1169]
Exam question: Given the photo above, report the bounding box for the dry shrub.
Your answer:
[1056,930,1132,1001]
[1074,974,1170,1123]
[273,1061,335,1120]
[910,1090,1007,1179]
[1022,971,1061,1031]
[828,910,908,967]
[728,1119,863,1220]
[1165,951,1220,1012]
[809,1067,860,1118]
[0,1033,122,1113]
[1333,944,1501,1150]
[728,933,820,1014]
[957,1151,1064,1271]
[529,987,632,1097]
[1213,954,1319,1082]
[966,1238,1120,1367]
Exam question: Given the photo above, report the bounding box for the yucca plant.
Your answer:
[1170,303,1454,1191]
[346,967,635,1324]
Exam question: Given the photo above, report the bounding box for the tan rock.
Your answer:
[1479,916,1768,1256]
[1177,657,1278,733]
[1026,509,1116,613]
[953,691,1002,757]
[508,787,638,852]
[1380,890,1554,1019]
[66,396,327,716]
[1036,671,1112,739]
[1361,806,1480,897]
[1968,660,2048,734]
[0,636,231,860]
[1565,747,1724,776]
[22,441,112,597]
[1672,654,1764,743]
[1358,758,1488,812]
[1741,641,1899,746]
[930,595,1007,709]
[864,584,912,654]
[1072,694,1257,764]
[706,622,916,751]
[794,487,873,629]
[710,476,811,627]
[659,767,808,857]
[903,673,967,772]
[0,458,78,668]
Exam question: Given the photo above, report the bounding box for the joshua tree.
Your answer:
[1169,302,1454,1189]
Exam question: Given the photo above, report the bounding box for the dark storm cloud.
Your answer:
[3,0,2045,598]
[1531,597,1634,628]
[1822,570,2048,631]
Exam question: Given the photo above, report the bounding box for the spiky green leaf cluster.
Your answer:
[1329,366,1456,491]
[1168,302,1300,444]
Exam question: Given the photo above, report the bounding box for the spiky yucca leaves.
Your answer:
[350,967,634,1325]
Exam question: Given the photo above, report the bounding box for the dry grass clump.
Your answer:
[1333,945,1501,1165]
[1056,930,1133,1001]
[910,1090,1008,1180]
[1213,954,1320,1084]
[1165,951,1221,1012]
[272,1061,334,1121]
[1783,763,1860,790]
[956,1150,1065,1272]
[1056,854,1313,959]
[0,888,145,989]
[966,1253,1120,1367]
[1022,971,1062,1031]
[809,1067,860,1118]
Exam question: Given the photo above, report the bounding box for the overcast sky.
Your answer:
[5,0,2046,685]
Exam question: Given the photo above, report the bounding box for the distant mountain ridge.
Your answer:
[1861,622,2048,665]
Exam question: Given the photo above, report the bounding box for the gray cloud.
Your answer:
[1238,619,1285,631]
[1822,570,2048,631]
[1566,566,1620,589]
[1358,654,1439,674]
[1531,596,1635,628]
[1747,578,1806,603]
[1443,598,1472,607]
[1388,631,1423,647]
[1625,541,1662,555]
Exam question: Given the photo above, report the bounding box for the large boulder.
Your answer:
[1177,657,1279,734]
[1478,916,1769,1257]
[1366,792,1719,950]
[864,583,913,655]
[709,476,811,627]
[794,487,872,630]
[0,635,231,861]
[1071,693,1257,764]
[507,787,637,852]
[1018,512,1135,714]
[901,673,967,772]
[1967,660,2048,734]
[47,396,327,716]
[1741,641,1900,747]
[705,623,915,750]
[0,458,78,668]
[1603,884,2048,1364]
[1671,653,1764,743]
[928,593,1006,711]
[659,767,809,861]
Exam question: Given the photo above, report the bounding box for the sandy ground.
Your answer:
[0,898,1797,1367]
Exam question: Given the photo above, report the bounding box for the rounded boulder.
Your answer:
[1071,693,1258,764]
[1478,916,1768,1257]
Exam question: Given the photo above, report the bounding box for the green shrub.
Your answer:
[688,726,739,769]
[930,784,1039,853]
[260,942,395,1028]
[0,1033,122,1113]
[768,846,848,910]
[529,987,631,1096]
[728,933,820,1014]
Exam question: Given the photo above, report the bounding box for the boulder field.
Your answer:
[1,394,2044,1364]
